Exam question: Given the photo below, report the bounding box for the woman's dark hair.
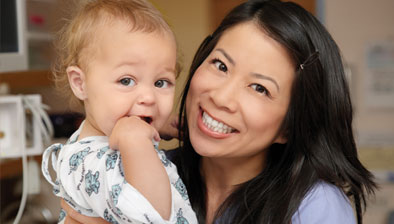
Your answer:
[173,0,376,223]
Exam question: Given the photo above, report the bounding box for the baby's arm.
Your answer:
[61,199,109,224]
[109,116,171,220]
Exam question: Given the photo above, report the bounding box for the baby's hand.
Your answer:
[109,116,160,151]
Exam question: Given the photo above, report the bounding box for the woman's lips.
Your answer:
[197,108,237,139]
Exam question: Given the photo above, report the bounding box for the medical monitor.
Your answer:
[0,0,28,73]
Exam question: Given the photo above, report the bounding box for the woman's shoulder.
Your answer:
[291,181,356,224]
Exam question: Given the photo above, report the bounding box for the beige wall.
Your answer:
[150,0,211,104]
[150,0,211,148]
[325,0,394,150]
[325,1,394,223]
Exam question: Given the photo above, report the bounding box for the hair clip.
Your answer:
[299,50,319,70]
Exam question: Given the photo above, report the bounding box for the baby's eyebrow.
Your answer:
[215,48,235,66]
[160,68,176,79]
[164,66,176,74]
[250,72,280,92]
[113,61,138,69]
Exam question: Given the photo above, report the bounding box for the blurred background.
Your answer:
[1,0,393,223]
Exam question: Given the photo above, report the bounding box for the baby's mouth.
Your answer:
[140,116,153,124]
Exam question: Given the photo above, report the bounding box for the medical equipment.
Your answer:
[0,94,53,224]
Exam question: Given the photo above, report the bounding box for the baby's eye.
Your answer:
[250,83,270,96]
[119,78,136,86]
[212,58,228,72]
[155,80,171,88]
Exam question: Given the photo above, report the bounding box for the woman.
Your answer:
[63,0,376,223]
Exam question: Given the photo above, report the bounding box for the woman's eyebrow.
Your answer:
[251,72,280,92]
[215,48,235,65]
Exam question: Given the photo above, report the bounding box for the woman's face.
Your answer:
[186,22,295,162]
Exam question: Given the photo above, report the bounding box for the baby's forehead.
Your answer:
[88,18,174,43]
[78,19,176,69]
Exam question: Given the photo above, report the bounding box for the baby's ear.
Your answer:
[67,66,87,100]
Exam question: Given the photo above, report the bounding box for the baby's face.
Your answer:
[81,20,177,137]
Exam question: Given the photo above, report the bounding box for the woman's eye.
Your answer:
[119,78,136,86]
[212,59,228,72]
[155,80,171,88]
[250,84,270,96]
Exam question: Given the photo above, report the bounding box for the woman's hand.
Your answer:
[61,199,109,224]
[159,113,181,141]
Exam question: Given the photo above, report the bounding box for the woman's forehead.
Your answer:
[214,22,295,72]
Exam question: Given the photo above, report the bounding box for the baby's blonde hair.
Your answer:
[52,0,177,110]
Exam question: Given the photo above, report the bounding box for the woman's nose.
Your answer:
[209,78,238,113]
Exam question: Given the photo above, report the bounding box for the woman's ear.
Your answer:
[274,132,287,144]
[67,66,87,100]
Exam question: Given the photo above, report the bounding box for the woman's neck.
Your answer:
[201,155,265,223]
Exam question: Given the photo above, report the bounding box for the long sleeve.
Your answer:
[291,181,356,224]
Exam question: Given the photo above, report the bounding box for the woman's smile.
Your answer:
[197,107,237,139]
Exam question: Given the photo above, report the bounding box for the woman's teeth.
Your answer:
[202,112,234,134]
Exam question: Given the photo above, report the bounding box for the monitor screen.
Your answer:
[1,0,18,53]
[0,0,28,73]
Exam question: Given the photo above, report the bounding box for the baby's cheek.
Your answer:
[154,117,167,131]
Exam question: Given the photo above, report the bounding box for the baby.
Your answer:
[41,0,197,223]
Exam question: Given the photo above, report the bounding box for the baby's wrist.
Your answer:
[117,137,154,153]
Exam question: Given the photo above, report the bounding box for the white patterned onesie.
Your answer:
[41,123,197,224]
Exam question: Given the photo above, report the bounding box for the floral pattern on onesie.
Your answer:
[41,122,198,224]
